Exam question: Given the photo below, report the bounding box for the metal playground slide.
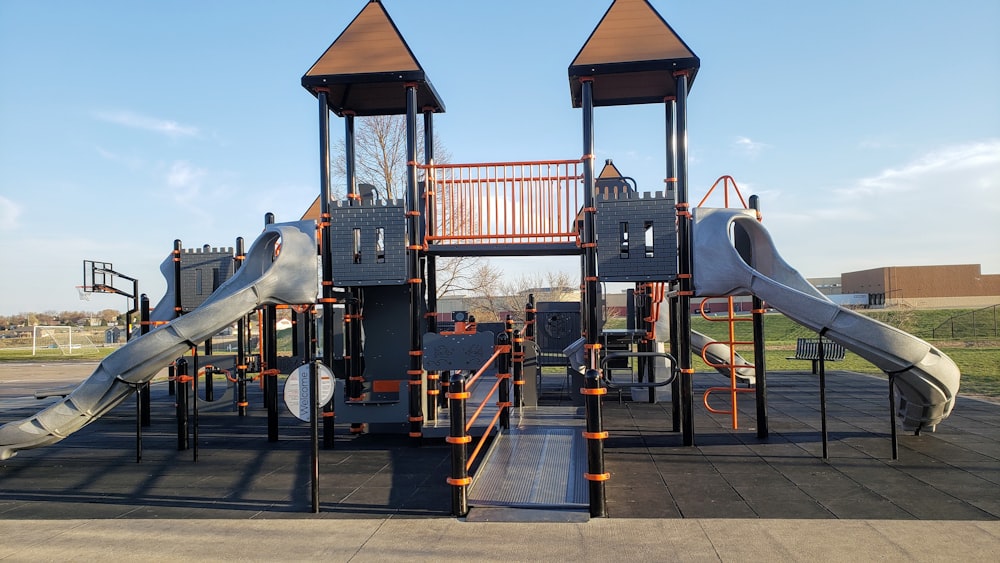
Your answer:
[692,208,961,432]
[0,221,317,460]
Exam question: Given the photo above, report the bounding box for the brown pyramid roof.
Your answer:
[302,1,444,116]
[568,0,699,107]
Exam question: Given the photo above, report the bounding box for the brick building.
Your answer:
[842,264,1000,308]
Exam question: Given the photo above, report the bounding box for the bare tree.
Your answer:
[331,114,481,299]
[466,268,578,323]
[333,114,450,200]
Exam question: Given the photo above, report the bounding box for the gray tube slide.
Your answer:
[692,208,960,432]
[0,221,317,460]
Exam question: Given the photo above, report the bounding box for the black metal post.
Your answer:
[748,195,769,439]
[204,362,214,403]
[175,357,189,450]
[888,374,899,460]
[497,331,512,430]
[580,78,600,375]
[172,239,183,317]
[192,348,199,461]
[132,379,142,463]
[423,107,440,423]
[818,334,829,460]
[304,309,320,513]
[524,294,536,342]
[447,372,470,517]
[170,240,182,399]
[669,293,681,432]
[673,71,695,447]
[235,237,248,416]
[512,329,524,408]
[319,91,336,448]
[405,83,424,443]
[344,111,363,438]
[583,369,608,518]
[139,293,151,426]
[263,213,279,442]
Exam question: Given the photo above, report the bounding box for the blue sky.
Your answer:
[1,0,998,316]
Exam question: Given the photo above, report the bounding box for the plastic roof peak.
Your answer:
[302,0,445,116]
[568,0,700,108]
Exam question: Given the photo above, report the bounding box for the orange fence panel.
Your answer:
[420,159,585,247]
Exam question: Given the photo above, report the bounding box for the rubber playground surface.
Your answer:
[1,362,998,560]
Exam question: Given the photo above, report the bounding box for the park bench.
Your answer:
[787,337,846,374]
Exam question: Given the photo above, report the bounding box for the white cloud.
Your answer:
[835,139,1000,200]
[768,139,1000,276]
[0,196,23,230]
[166,160,207,203]
[734,136,769,157]
[95,110,199,138]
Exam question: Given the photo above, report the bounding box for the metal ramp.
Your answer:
[468,406,588,513]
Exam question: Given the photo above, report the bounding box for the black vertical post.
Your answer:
[139,293,151,426]
[818,333,829,459]
[170,240,183,398]
[664,96,681,432]
[192,348,199,461]
[235,237,248,416]
[512,329,524,407]
[497,331,512,430]
[669,294,681,432]
[305,309,320,513]
[175,357,189,450]
[204,362,214,403]
[673,72,695,447]
[424,107,439,423]
[134,381,142,463]
[172,239,183,318]
[447,372,470,517]
[748,195,769,439]
[405,83,424,443]
[524,294,536,342]
[888,374,899,460]
[580,78,600,373]
[583,369,608,517]
[319,91,337,448]
[580,78,607,518]
[344,111,364,437]
[264,213,279,442]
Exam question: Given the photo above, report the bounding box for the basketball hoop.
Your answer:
[77,285,92,301]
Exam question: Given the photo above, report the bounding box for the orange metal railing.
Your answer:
[696,175,758,429]
[419,159,585,247]
[462,344,511,471]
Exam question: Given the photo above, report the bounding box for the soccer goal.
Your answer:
[31,326,98,356]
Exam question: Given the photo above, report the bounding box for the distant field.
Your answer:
[2,308,996,397]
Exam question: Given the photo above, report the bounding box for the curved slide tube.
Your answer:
[0,221,318,460]
[691,331,756,385]
[654,315,755,384]
[692,208,960,432]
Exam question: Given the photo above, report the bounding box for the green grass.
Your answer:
[685,310,999,398]
[3,309,997,398]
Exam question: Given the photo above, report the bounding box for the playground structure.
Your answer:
[0,0,961,519]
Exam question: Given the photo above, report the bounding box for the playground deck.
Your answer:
[1,364,997,522]
[2,364,998,559]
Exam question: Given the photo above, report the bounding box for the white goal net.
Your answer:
[32,326,98,356]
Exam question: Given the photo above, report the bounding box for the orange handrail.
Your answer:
[420,158,585,247]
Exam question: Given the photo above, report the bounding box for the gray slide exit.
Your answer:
[692,208,960,432]
[0,221,318,460]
